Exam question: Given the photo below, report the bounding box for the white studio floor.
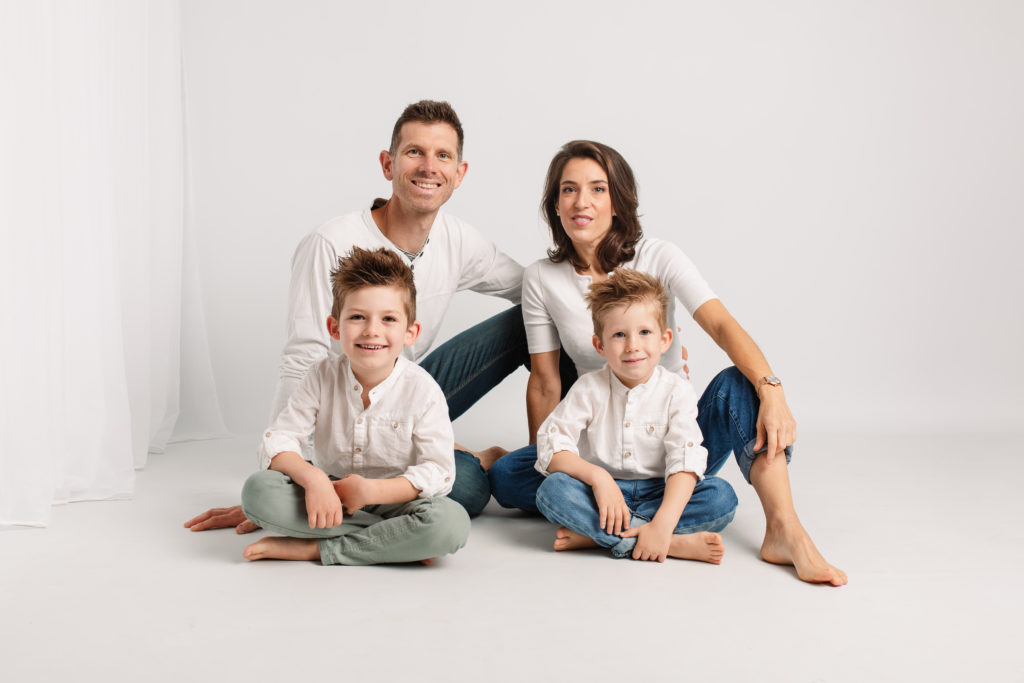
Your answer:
[3,427,1022,682]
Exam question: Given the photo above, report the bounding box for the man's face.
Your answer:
[381,121,468,216]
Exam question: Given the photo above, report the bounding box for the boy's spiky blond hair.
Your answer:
[585,268,669,337]
[330,247,416,322]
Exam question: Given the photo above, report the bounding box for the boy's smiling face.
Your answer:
[328,285,419,387]
[593,300,672,389]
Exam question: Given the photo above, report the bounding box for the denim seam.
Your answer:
[444,343,520,403]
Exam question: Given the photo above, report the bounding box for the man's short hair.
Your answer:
[389,100,465,160]
[585,269,669,338]
[330,247,417,322]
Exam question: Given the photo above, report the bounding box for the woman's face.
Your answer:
[556,157,615,252]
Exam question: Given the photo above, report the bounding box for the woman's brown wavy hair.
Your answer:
[540,140,642,273]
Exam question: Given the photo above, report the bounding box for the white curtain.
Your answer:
[0,0,228,527]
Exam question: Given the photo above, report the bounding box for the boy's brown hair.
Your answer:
[585,268,669,338]
[389,99,465,160]
[330,247,417,322]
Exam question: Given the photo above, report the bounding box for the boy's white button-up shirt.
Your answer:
[259,355,455,498]
[535,365,708,481]
[270,204,523,420]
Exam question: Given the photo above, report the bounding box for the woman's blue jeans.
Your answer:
[488,366,793,516]
[535,473,737,558]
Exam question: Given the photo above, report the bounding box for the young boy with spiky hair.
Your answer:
[534,269,737,562]
[240,246,469,565]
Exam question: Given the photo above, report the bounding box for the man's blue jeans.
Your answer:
[535,473,737,558]
[488,366,793,515]
[418,306,530,517]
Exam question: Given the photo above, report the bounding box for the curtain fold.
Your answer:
[0,0,228,527]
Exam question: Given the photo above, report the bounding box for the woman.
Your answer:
[489,140,846,586]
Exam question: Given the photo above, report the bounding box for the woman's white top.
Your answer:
[522,236,717,377]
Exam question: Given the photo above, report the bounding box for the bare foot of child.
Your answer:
[667,531,725,564]
[243,537,319,562]
[553,527,599,551]
[760,521,847,586]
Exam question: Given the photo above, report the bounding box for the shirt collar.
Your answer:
[341,355,411,404]
[607,363,663,398]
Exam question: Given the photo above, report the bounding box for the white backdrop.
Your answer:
[181,0,1024,439]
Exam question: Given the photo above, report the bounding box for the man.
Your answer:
[185,100,526,532]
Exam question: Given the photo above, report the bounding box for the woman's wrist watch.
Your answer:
[757,375,782,391]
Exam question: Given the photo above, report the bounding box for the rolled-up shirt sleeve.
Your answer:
[661,381,708,480]
[522,262,561,355]
[535,380,597,475]
[269,233,337,421]
[401,388,457,498]
[258,366,322,470]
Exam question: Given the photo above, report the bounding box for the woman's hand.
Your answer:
[754,388,797,464]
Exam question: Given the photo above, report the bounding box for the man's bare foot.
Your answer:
[667,532,725,564]
[553,527,599,551]
[243,537,319,562]
[474,446,509,471]
[760,521,847,586]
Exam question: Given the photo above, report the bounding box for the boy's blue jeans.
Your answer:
[420,305,559,518]
[488,366,793,517]
[535,473,737,558]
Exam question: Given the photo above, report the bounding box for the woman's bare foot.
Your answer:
[243,537,320,562]
[552,527,599,551]
[760,521,847,586]
[667,532,725,564]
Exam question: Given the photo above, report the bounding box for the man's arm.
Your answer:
[268,232,338,421]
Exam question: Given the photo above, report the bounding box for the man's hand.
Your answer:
[753,388,797,464]
[184,505,260,534]
[591,473,630,536]
[621,521,673,562]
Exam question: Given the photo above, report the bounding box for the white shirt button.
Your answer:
[549,426,557,433]
[624,451,632,458]
[686,441,694,447]
[265,432,271,437]
[354,447,361,454]
[356,418,363,424]
[392,421,399,429]
[647,425,655,434]
[624,421,631,428]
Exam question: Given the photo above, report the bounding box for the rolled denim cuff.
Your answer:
[737,438,794,484]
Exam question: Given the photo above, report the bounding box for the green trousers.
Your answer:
[241,470,470,565]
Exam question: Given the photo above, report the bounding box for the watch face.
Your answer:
[764,376,781,386]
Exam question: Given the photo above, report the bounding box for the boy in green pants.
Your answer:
[241,246,469,565]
